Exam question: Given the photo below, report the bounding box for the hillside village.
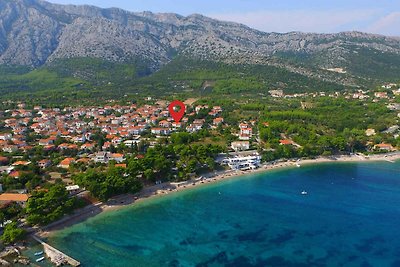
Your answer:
[0,101,262,204]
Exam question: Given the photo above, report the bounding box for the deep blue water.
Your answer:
[49,161,400,267]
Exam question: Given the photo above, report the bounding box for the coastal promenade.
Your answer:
[32,235,80,266]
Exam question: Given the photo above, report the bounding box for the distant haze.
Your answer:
[46,0,400,36]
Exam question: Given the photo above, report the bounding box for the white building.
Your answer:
[231,141,250,152]
[94,152,109,163]
[66,185,80,195]
[224,154,261,170]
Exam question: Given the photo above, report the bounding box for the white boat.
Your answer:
[34,251,43,256]
[36,257,45,262]
[301,191,308,195]
[296,163,301,167]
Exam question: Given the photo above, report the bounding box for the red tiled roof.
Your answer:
[279,139,293,145]
[0,193,30,202]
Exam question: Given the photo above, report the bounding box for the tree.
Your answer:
[1,222,26,244]
[73,167,142,201]
[25,184,77,225]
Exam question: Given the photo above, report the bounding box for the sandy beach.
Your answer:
[36,152,399,238]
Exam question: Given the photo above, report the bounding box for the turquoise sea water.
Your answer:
[49,161,400,267]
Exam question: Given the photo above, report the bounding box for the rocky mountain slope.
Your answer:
[0,0,399,94]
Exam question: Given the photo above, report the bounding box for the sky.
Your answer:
[46,0,400,36]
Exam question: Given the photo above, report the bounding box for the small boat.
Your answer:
[34,251,43,256]
[296,163,301,167]
[301,191,308,195]
[36,257,45,262]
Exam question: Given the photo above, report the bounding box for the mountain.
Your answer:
[1,0,400,100]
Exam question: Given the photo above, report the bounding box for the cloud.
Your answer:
[367,12,400,36]
[208,9,385,34]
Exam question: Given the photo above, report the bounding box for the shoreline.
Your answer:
[36,152,400,238]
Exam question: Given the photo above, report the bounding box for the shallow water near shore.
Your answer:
[49,161,400,267]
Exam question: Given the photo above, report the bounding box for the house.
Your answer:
[147,116,158,124]
[239,123,252,134]
[124,140,140,147]
[0,166,14,175]
[72,135,86,143]
[66,185,80,195]
[151,128,170,135]
[239,123,253,140]
[193,119,205,125]
[387,103,400,111]
[38,159,52,169]
[38,138,54,146]
[94,152,109,163]
[12,161,31,166]
[81,143,95,151]
[58,143,78,150]
[186,125,200,133]
[381,83,397,89]
[159,120,171,128]
[0,133,12,141]
[269,90,284,98]
[115,163,127,168]
[93,152,124,163]
[2,145,18,153]
[212,106,223,113]
[374,143,395,151]
[279,139,294,145]
[231,141,250,151]
[365,129,376,137]
[383,125,400,135]
[112,137,123,145]
[213,118,224,126]
[374,92,388,99]
[172,122,182,129]
[9,170,21,178]
[208,110,219,117]
[58,158,75,169]
[102,141,112,151]
[239,133,251,140]
[195,105,209,113]
[0,156,9,165]
[0,193,30,206]
[129,126,145,135]
[110,153,124,163]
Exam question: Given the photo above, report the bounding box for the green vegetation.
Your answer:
[0,56,347,104]
[73,167,142,202]
[340,46,400,81]
[0,203,23,226]
[257,98,399,160]
[145,57,345,94]
[0,66,87,98]
[25,184,82,226]
[72,142,224,201]
[0,222,26,245]
[274,46,400,83]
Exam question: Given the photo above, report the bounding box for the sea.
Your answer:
[40,161,400,267]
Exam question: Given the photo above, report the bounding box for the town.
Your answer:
[1,86,399,198]
[0,84,399,264]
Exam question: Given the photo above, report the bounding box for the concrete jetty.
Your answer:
[32,235,80,266]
